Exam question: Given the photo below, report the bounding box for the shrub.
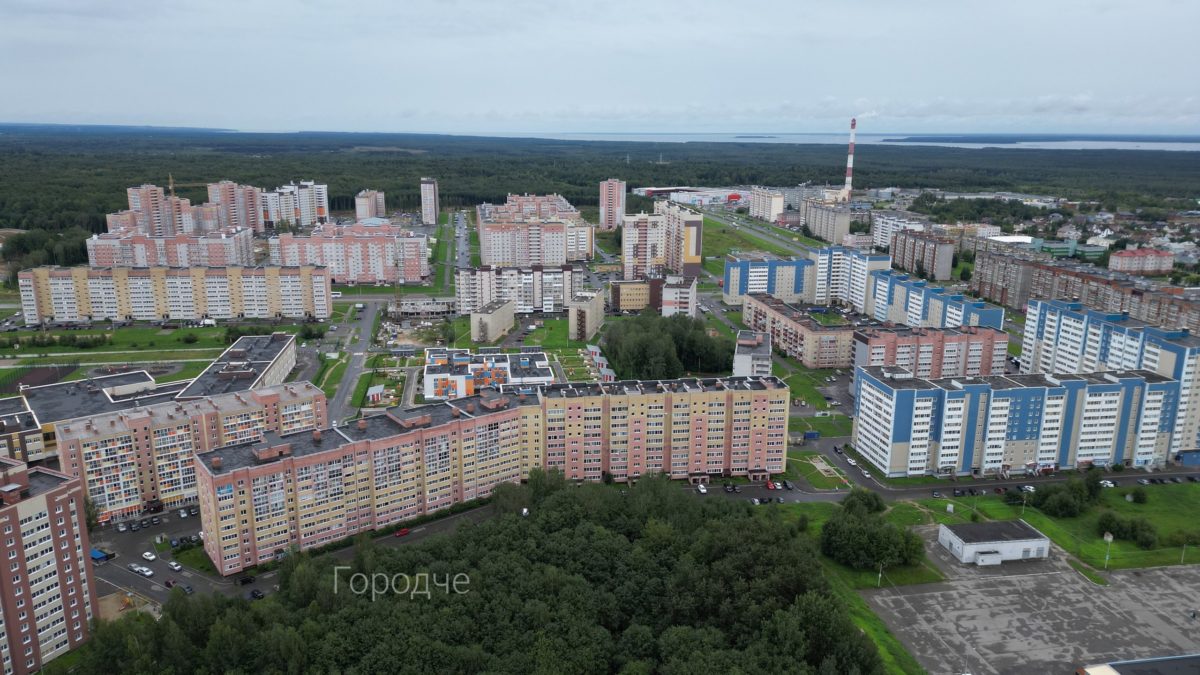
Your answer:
[181,333,199,344]
[1131,487,1147,504]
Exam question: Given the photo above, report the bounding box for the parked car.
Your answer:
[138,567,154,578]
[129,522,140,532]
[1172,476,1184,484]
[116,522,128,533]
[126,563,140,573]
[846,458,858,467]
[139,519,150,529]
[931,490,943,498]
[150,516,161,525]
[696,484,707,495]
[953,489,965,497]
[167,561,183,572]
[249,589,265,600]
[782,480,793,490]
[170,538,179,548]
[1099,480,1115,488]
[751,498,760,505]
[1137,478,1151,485]
[776,497,785,504]
[165,579,176,588]
[764,481,774,491]
[237,576,256,585]
[861,469,871,479]
[1021,485,1036,493]
[188,506,199,516]
[182,585,194,595]
[1188,476,1199,483]
[394,528,411,537]
[733,485,741,493]
[178,509,188,518]
[142,551,157,562]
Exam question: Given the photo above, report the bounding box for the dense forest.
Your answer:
[76,472,885,674]
[604,313,734,379]
[908,193,1052,226]
[1,124,1198,236]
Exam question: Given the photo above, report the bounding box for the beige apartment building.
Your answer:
[567,290,605,341]
[18,265,331,323]
[471,300,515,343]
[742,293,873,369]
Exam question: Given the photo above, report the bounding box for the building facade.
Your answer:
[599,179,625,230]
[354,190,387,220]
[800,199,852,244]
[0,458,95,675]
[206,181,265,233]
[661,276,698,318]
[722,253,811,305]
[193,376,788,574]
[471,300,515,343]
[86,227,255,268]
[1109,248,1174,275]
[870,270,1005,330]
[657,201,703,276]
[423,348,553,400]
[871,210,926,249]
[260,181,329,229]
[733,330,772,377]
[852,366,1177,477]
[853,326,1009,381]
[567,290,605,342]
[19,265,332,322]
[721,247,890,312]
[891,230,956,281]
[269,223,429,284]
[742,294,871,369]
[621,212,668,280]
[749,187,785,223]
[454,265,582,315]
[420,178,439,225]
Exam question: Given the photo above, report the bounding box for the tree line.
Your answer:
[75,471,887,674]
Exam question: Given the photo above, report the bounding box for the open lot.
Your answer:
[865,530,1200,674]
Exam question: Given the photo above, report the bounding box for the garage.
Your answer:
[937,520,1050,566]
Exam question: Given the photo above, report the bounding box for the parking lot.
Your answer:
[864,529,1200,674]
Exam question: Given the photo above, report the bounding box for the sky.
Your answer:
[1,0,1197,134]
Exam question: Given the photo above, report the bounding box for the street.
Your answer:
[327,300,383,421]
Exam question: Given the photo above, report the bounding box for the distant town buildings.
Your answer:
[852,326,1009,381]
[454,265,583,314]
[890,230,957,281]
[853,366,1176,477]
[269,221,430,285]
[260,181,329,229]
[354,189,387,220]
[1108,248,1174,275]
[599,179,625,230]
[749,187,785,223]
[86,226,255,268]
[732,330,772,377]
[800,199,852,244]
[18,265,332,323]
[420,178,439,225]
[206,180,265,233]
[478,194,593,266]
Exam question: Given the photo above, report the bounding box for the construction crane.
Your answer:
[167,173,209,198]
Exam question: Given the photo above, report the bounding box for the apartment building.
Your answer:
[86,227,255,268]
[599,179,625,229]
[354,190,387,220]
[656,201,703,276]
[621,212,668,280]
[1021,299,1200,457]
[733,330,772,377]
[18,265,332,323]
[423,348,554,400]
[852,326,1008,381]
[971,251,1200,333]
[471,300,515,343]
[610,278,661,313]
[853,366,1177,477]
[800,199,852,244]
[891,230,956,281]
[742,294,876,369]
[661,276,698,318]
[260,181,329,229]
[749,187,785,222]
[454,265,582,314]
[53,383,326,522]
[193,376,788,574]
[176,333,297,400]
[206,181,265,233]
[420,178,439,225]
[870,270,1005,330]
[809,246,892,313]
[871,210,926,249]
[567,290,605,342]
[722,247,890,313]
[269,222,429,284]
[0,458,95,675]
[1109,248,1174,275]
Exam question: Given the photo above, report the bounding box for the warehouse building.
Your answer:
[937,521,1050,566]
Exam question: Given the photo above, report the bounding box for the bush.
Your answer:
[1111,463,1125,472]
[180,333,199,344]
[1097,510,1159,549]
[841,488,886,515]
[1131,487,1148,504]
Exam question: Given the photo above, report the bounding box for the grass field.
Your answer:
[469,228,481,267]
[789,414,854,437]
[173,546,218,575]
[702,217,797,259]
[772,360,837,411]
[594,229,620,256]
[523,319,585,350]
[317,353,348,400]
[789,450,851,489]
[18,350,225,366]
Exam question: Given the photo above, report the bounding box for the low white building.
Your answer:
[937,521,1049,566]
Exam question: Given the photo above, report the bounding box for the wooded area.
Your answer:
[604,313,733,379]
[76,472,886,674]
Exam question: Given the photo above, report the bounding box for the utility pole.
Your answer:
[877,562,883,588]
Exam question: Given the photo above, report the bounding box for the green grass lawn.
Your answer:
[469,228,481,267]
[523,319,586,350]
[173,545,218,575]
[1008,340,1022,357]
[789,414,854,437]
[594,229,620,256]
[776,362,837,410]
[18,350,224,366]
[0,325,239,355]
[318,354,348,401]
[789,450,851,489]
[702,218,797,259]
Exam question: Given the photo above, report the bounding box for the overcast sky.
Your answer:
[1,0,1196,134]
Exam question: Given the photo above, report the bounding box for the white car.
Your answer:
[178,509,188,518]
[696,484,707,495]
[1099,480,1115,488]
[138,567,154,578]
[1021,485,1036,493]
[861,469,871,478]
[116,522,127,533]
[142,551,157,562]
[846,458,858,467]
[167,561,183,572]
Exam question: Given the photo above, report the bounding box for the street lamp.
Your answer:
[1104,531,1114,570]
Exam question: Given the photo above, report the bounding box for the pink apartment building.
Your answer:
[599,179,626,229]
[269,222,430,284]
[207,181,265,233]
[86,227,255,267]
[852,326,1009,381]
[1108,248,1174,275]
[355,190,387,220]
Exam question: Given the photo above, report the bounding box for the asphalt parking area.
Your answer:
[864,530,1200,674]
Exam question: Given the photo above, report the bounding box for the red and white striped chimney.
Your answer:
[842,117,857,201]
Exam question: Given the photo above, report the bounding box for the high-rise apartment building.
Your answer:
[260,181,329,229]
[19,265,332,323]
[852,326,1009,381]
[749,187,785,223]
[721,246,889,313]
[354,190,387,220]
[800,199,852,244]
[108,184,195,237]
[192,375,788,574]
[853,366,1177,477]
[621,212,667,280]
[870,210,926,249]
[454,265,583,314]
[870,270,1005,330]
[599,179,625,230]
[269,222,429,284]
[86,227,255,268]
[477,194,593,266]
[206,181,265,233]
[657,201,703,277]
[891,230,956,281]
[0,458,95,674]
[420,178,439,225]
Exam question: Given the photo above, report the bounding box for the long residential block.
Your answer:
[269,222,430,284]
[870,270,1005,329]
[853,326,1009,381]
[86,227,255,268]
[743,293,878,369]
[853,366,1177,477]
[194,376,789,574]
[890,229,956,281]
[455,265,583,314]
[18,265,331,323]
[722,247,890,313]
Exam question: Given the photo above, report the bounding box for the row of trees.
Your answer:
[0,332,111,351]
[76,472,887,673]
[603,313,733,380]
[909,194,1056,226]
[820,489,923,570]
[1002,469,1104,517]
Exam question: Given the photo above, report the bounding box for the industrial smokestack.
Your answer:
[842,117,856,202]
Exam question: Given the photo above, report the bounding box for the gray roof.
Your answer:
[735,330,772,356]
[944,520,1046,544]
[26,468,69,498]
[20,371,179,426]
[176,334,294,400]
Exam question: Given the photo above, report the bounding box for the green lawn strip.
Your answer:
[701,217,796,258]
[788,451,851,490]
[349,372,376,408]
[704,313,735,339]
[173,546,218,575]
[317,354,348,400]
[18,351,224,366]
[1066,558,1109,586]
[1007,341,1022,357]
[469,228,481,267]
[789,414,854,437]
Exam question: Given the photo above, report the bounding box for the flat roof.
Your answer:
[26,468,69,498]
[476,299,513,314]
[735,330,772,356]
[944,520,1046,544]
[526,375,787,399]
[21,371,176,426]
[1083,654,1200,675]
[176,333,295,400]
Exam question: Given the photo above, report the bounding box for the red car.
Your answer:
[764,481,774,490]
[394,528,411,537]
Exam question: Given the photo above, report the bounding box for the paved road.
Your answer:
[400,365,420,407]
[328,301,383,421]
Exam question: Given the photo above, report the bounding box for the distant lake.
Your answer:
[475,132,1200,152]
